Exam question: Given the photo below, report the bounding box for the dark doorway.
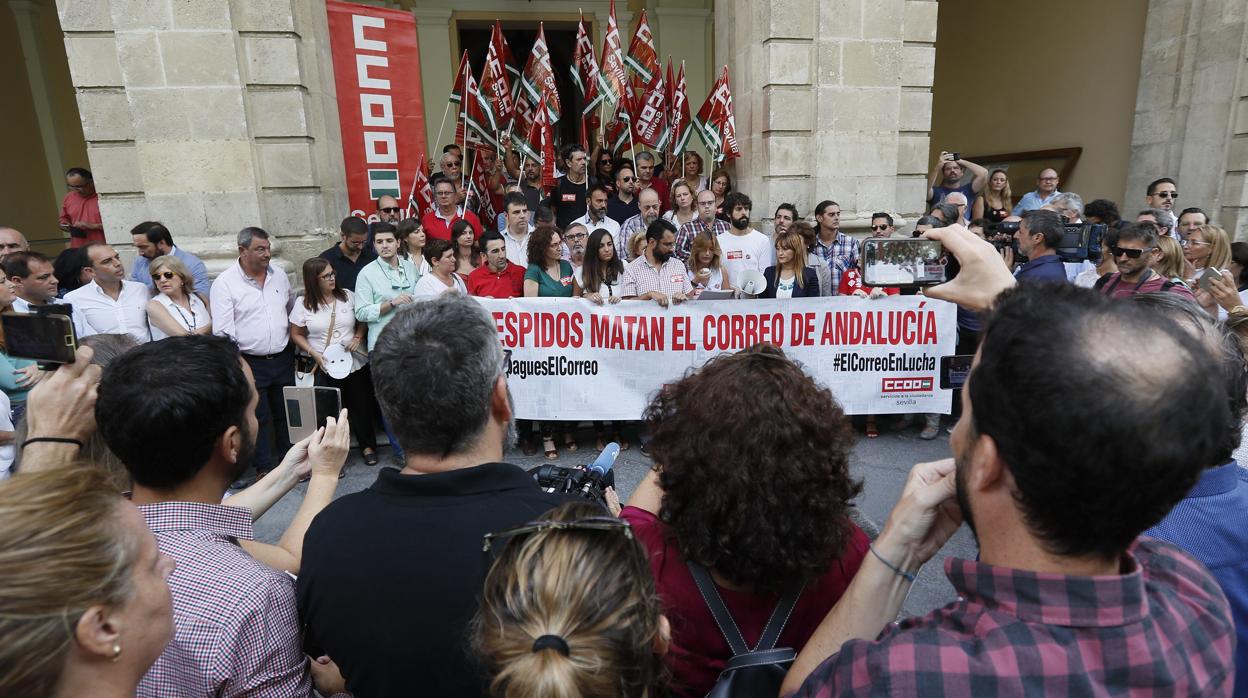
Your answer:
[457,20,588,147]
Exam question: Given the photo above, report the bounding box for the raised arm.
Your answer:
[961,157,989,194]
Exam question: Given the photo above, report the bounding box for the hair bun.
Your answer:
[531,634,570,656]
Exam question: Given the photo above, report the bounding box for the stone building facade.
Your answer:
[2,0,1244,270]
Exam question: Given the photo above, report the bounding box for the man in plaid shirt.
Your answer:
[812,200,857,294]
[675,189,731,262]
[96,335,352,697]
[782,247,1238,697]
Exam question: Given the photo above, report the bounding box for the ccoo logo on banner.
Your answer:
[327,1,427,218]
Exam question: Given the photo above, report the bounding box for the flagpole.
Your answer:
[464,149,477,215]
[433,99,453,159]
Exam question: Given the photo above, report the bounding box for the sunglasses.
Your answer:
[151,271,177,281]
[620,176,636,182]
[871,224,890,231]
[481,517,632,554]
[1156,191,1178,199]
[1110,246,1154,259]
[380,207,402,214]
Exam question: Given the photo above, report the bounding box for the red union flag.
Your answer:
[521,23,561,124]
[599,0,628,105]
[406,154,434,219]
[538,105,557,192]
[572,13,603,115]
[462,71,500,151]
[326,1,427,216]
[624,9,659,85]
[481,21,515,132]
[671,61,693,155]
[634,71,669,149]
[470,158,498,222]
[694,66,739,161]
[605,89,634,154]
[448,50,469,104]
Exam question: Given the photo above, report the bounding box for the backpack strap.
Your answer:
[688,562,805,654]
[1092,272,1113,291]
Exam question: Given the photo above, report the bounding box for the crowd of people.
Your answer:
[0,148,1246,698]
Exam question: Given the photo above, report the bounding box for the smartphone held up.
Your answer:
[1,304,78,365]
[860,238,947,288]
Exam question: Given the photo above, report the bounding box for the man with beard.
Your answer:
[620,219,691,307]
[467,231,526,298]
[563,222,589,282]
[130,221,211,295]
[545,143,595,230]
[572,184,621,245]
[1094,222,1194,299]
[95,334,351,697]
[1145,177,1179,212]
[617,188,663,262]
[608,162,641,224]
[783,229,1237,696]
[297,294,576,697]
[717,191,774,287]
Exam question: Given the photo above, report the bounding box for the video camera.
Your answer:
[528,442,619,508]
[985,221,1105,265]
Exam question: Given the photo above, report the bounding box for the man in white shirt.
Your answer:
[210,227,295,485]
[716,192,775,287]
[572,185,621,243]
[3,251,60,313]
[501,192,534,268]
[620,219,691,307]
[64,243,151,344]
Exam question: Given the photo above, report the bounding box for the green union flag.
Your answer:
[368,169,400,199]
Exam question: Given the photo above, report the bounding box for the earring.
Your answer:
[111,643,122,662]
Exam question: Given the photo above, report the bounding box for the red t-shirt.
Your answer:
[619,506,869,698]
[421,210,482,241]
[641,176,671,211]
[59,190,105,248]
[466,262,525,298]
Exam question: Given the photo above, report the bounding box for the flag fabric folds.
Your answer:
[599,0,628,106]
[407,154,434,219]
[624,9,659,85]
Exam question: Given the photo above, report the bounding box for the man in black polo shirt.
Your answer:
[545,143,595,230]
[318,216,375,292]
[297,293,574,697]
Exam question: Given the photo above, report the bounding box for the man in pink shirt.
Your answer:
[58,167,105,248]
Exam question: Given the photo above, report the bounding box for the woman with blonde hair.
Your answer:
[664,179,697,228]
[972,168,1012,223]
[1154,236,1189,285]
[146,254,211,339]
[761,230,820,298]
[686,234,731,297]
[475,501,669,698]
[0,467,176,698]
[1184,223,1232,277]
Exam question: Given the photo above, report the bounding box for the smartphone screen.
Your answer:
[313,387,341,428]
[282,386,341,442]
[1,312,77,364]
[940,354,974,390]
[861,239,946,287]
[286,399,303,430]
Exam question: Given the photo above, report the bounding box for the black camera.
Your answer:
[528,462,615,506]
[984,221,1104,265]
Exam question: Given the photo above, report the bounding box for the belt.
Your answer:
[243,349,289,360]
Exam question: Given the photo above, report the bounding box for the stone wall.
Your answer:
[56,0,346,272]
[1128,0,1248,239]
[714,0,939,232]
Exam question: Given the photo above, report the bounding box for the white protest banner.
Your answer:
[477,296,957,420]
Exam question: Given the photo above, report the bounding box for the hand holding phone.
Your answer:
[1198,268,1224,291]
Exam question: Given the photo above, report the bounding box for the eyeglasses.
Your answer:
[1039,176,1059,181]
[1156,191,1179,199]
[320,272,336,280]
[481,517,632,554]
[151,271,177,281]
[1180,238,1210,248]
[870,224,890,231]
[1110,246,1155,259]
[380,207,401,213]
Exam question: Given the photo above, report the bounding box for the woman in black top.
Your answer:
[973,168,1012,223]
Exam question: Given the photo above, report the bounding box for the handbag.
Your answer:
[688,562,804,698]
[294,302,337,387]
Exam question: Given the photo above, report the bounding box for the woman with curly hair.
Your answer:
[621,344,868,697]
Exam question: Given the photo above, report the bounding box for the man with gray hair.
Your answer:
[0,226,29,260]
[210,226,295,486]
[1049,192,1084,223]
[618,188,663,261]
[1137,208,1178,239]
[634,150,670,210]
[297,294,575,697]
[941,191,971,224]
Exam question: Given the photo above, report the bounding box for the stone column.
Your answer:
[714,0,939,232]
[1127,0,1248,239]
[55,0,345,273]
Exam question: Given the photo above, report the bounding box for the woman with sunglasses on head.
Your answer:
[475,501,670,698]
[146,255,211,339]
[291,257,379,466]
[622,345,868,697]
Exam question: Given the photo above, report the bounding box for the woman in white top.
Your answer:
[290,257,380,465]
[681,151,708,192]
[413,238,467,298]
[663,179,698,228]
[686,234,732,297]
[398,218,431,276]
[581,229,624,305]
[146,255,211,339]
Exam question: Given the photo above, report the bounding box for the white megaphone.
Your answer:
[737,269,767,296]
[321,343,353,380]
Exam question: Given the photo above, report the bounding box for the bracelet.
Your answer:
[22,437,84,449]
[868,543,917,583]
